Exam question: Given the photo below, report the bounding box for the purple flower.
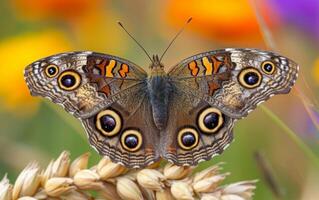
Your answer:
[269,0,319,40]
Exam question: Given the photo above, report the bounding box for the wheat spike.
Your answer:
[0,151,257,200]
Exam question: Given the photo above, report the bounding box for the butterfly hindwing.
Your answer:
[160,88,235,166]
[81,97,161,168]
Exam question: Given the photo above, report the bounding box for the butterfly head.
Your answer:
[150,55,165,75]
[150,55,163,68]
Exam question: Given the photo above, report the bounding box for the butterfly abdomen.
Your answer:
[148,75,171,130]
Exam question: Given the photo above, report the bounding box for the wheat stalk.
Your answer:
[0,151,257,200]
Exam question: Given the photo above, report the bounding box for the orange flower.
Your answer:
[12,0,124,53]
[12,0,103,21]
[166,0,278,44]
[0,30,72,114]
[67,11,125,52]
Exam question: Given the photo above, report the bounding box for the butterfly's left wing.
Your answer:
[24,52,161,168]
[161,48,298,166]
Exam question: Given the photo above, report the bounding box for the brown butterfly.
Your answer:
[24,21,298,168]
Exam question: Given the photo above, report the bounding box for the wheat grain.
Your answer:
[0,151,257,200]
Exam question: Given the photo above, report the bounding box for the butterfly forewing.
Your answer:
[168,48,299,119]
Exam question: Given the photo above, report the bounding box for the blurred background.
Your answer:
[0,0,318,199]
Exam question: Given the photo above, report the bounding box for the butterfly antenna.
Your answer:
[159,17,192,62]
[117,21,153,62]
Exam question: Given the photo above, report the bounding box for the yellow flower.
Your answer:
[166,0,278,44]
[0,30,72,113]
[313,58,319,85]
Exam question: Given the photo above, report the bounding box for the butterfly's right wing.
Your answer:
[168,48,298,119]
[161,48,298,166]
[160,94,235,166]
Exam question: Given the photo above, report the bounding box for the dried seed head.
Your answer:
[17,197,38,200]
[97,157,127,180]
[222,194,247,200]
[44,177,75,197]
[146,159,162,169]
[3,152,257,200]
[41,161,54,186]
[42,152,71,186]
[123,171,139,181]
[99,182,122,200]
[156,188,175,200]
[193,173,229,193]
[69,153,90,177]
[193,164,222,183]
[46,197,61,200]
[200,193,219,200]
[140,187,156,200]
[137,169,165,191]
[51,151,71,177]
[33,189,48,199]
[73,169,103,190]
[171,181,194,200]
[62,190,90,200]
[0,175,12,200]
[12,162,41,200]
[116,177,143,200]
[222,180,257,199]
[164,163,192,180]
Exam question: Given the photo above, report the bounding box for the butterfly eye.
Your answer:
[45,64,59,78]
[198,107,224,134]
[238,67,262,89]
[261,61,276,75]
[177,127,199,150]
[58,70,82,91]
[121,129,143,152]
[95,109,122,136]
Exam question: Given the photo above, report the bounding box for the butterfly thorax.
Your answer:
[147,55,171,130]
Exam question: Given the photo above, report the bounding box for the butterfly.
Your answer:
[24,47,298,168]
[23,15,298,168]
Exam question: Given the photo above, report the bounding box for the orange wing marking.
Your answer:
[89,58,114,96]
[105,60,117,77]
[202,57,213,75]
[205,53,233,96]
[211,56,223,74]
[119,63,129,78]
[100,85,111,97]
[96,59,108,75]
[202,56,223,75]
[188,61,199,76]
